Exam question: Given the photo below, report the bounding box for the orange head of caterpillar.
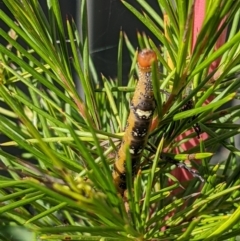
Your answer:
[138,49,157,70]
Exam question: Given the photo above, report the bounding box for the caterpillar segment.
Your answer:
[113,49,157,195]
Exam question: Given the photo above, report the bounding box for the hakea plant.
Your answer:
[0,0,240,240]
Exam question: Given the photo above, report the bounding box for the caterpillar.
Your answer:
[112,49,157,195]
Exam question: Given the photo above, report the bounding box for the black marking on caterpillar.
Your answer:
[112,49,157,195]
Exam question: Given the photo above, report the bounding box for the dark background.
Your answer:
[85,0,160,81]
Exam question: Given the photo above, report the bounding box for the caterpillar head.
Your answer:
[138,49,157,69]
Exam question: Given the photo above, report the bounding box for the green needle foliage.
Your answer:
[0,0,240,240]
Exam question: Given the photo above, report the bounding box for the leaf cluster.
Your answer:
[0,0,240,240]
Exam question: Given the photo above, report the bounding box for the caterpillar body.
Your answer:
[113,49,157,195]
